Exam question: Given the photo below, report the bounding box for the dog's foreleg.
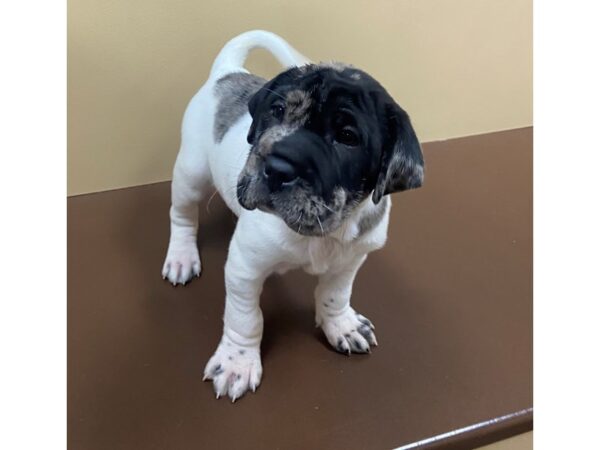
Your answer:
[203,224,271,402]
[162,143,211,285]
[315,254,378,354]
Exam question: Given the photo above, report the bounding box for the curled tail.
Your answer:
[209,30,311,78]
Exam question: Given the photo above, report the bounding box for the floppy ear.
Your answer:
[372,102,425,204]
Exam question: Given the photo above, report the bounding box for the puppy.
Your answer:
[162,31,424,402]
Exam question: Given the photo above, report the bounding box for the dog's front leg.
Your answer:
[203,225,271,402]
[162,148,212,285]
[315,254,378,354]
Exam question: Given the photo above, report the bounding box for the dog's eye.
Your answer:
[335,128,360,147]
[271,104,285,120]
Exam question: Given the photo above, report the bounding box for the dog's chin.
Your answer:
[263,203,344,237]
[238,177,346,236]
[292,223,333,237]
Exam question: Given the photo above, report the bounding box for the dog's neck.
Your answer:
[302,195,388,275]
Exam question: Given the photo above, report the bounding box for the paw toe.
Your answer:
[204,343,262,402]
[192,261,201,277]
[212,374,229,399]
[168,262,182,285]
[162,256,201,285]
[162,242,201,285]
[178,264,193,285]
[321,309,377,355]
[357,324,378,346]
[335,337,351,355]
[348,333,370,354]
[356,313,375,330]
[249,363,262,392]
[228,372,249,402]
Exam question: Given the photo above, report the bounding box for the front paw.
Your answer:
[203,338,262,402]
[319,308,378,355]
[161,240,201,285]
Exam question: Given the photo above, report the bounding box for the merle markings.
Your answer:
[214,73,266,143]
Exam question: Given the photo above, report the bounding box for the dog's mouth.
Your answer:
[237,173,346,236]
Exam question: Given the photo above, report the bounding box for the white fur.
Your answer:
[162,30,391,401]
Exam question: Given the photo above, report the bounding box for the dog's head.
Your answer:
[237,64,424,236]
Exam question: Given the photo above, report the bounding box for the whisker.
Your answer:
[313,198,335,214]
[221,184,239,195]
[260,87,287,101]
[292,211,303,225]
[205,189,220,214]
[296,212,304,234]
[316,215,324,236]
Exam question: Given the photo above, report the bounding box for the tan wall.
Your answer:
[68,0,532,196]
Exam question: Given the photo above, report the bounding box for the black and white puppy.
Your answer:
[162,31,424,402]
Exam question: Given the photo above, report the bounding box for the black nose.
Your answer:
[264,155,298,190]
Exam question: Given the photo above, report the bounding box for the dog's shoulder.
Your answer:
[213,72,266,143]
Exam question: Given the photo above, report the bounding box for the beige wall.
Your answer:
[68,0,532,195]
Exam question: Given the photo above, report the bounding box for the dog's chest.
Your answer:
[301,237,358,275]
[274,214,386,276]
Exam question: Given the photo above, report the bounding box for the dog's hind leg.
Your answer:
[162,94,214,285]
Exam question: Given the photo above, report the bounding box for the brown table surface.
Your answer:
[68,128,532,450]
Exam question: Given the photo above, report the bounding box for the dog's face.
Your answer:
[237,64,424,236]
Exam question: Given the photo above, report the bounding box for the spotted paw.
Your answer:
[203,338,262,402]
[161,240,201,285]
[319,308,377,355]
